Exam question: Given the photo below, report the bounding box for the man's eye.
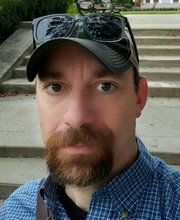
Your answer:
[97,82,115,93]
[47,84,63,93]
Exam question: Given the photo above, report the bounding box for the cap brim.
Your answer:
[26,38,132,82]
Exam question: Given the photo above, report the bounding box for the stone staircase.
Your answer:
[1,27,180,97]
[135,28,180,98]
[0,23,180,201]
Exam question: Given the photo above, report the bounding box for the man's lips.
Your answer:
[62,143,94,154]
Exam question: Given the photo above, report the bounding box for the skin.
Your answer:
[36,43,148,211]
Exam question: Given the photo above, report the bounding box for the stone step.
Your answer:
[0,78,35,94]
[13,66,180,81]
[13,61,180,81]
[148,80,180,97]
[20,21,32,29]
[140,67,180,81]
[0,145,44,158]
[138,45,180,56]
[1,133,180,163]
[13,66,27,78]
[0,27,33,83]
[23,55,30,65]
[140,56,180,68]
[0,142,179,164]
[132,27,180,36]
[135,36,180,45]
[0,157,179,200]
[0,157,47,199]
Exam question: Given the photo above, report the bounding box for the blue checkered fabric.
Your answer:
[0,138,180,219]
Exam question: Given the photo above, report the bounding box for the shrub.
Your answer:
[67,3,78,14]
[124,3,133,9]
[0,0,24,36]
[0,0,69,40]
[22,0,69,20]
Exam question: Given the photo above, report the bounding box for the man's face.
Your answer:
[36,43,147,187]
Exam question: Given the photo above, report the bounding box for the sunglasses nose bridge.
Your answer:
[75,14,84,20]
[70,19,88,39]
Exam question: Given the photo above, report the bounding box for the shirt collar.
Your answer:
[40,138,154,213]
[40,175,62,212]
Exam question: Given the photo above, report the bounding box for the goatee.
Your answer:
[46,125,114,187]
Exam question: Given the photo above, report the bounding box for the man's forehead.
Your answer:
[40,42,100,68]
[38,67,131,82]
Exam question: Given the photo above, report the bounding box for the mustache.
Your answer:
[46,125,114,150]
[45,125,114,186]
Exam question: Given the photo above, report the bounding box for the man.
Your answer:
[0,13,180,219]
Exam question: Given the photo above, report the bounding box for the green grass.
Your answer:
[121,9,180,15]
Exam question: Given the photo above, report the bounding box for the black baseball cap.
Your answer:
[26,13,139,82]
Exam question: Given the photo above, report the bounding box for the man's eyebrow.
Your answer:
[38,68,126,81]
[38,70,64,81]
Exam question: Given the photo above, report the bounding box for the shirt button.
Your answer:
[121,211,129,218]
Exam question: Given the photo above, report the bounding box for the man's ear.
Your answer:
[136,76,148,118]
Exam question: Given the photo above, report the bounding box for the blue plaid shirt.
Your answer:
[1,138,180,220]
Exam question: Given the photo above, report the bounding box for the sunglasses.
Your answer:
[32,13,138,62]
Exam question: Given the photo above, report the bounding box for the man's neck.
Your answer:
[65,185,97,212]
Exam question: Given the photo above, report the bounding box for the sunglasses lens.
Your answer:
[35,16,74,43]
[85,14,123,41]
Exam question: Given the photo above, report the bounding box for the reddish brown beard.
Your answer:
[46,125,114,187]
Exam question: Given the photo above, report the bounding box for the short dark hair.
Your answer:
[133,68,141,91]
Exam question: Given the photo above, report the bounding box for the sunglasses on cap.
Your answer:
[32,13,138,62]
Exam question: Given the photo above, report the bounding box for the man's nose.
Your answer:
[62,92,95,129]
